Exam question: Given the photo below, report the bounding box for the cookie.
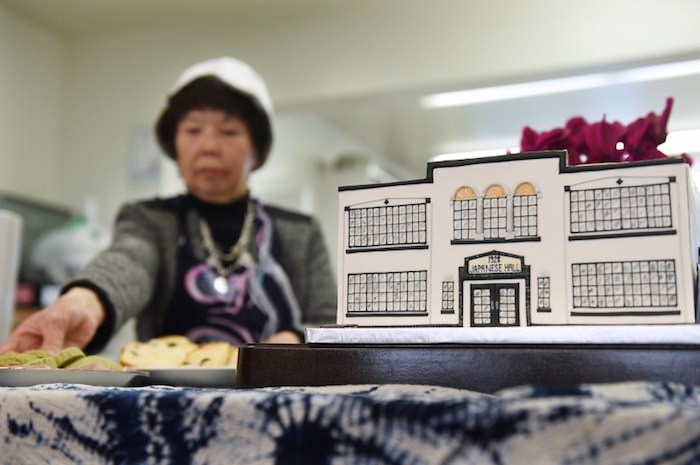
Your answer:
[64,354,122,371]
[54,347,87,368]
[119,336,239,368]
[0,352,37,367]
[120,339,194,368]
[184,342,235,367]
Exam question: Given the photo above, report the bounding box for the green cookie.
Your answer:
[64,355,122,372]
[54,347,86,368]
[0,352,36,367]
[24,357,58,369]
[22,349,53,360]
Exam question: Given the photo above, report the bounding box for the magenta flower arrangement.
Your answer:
[520,97,692,166]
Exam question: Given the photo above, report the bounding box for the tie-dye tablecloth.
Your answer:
[1,382,699,464]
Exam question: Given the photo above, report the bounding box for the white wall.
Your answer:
[0,5,64,203]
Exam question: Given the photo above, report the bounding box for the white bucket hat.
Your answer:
[169,57,273,116]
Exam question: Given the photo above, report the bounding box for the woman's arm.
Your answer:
[59,202,165,352]
[0,287,105,353]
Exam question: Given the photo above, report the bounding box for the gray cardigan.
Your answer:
[66,197,337,352]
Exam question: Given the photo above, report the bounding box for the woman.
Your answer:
[1,57,337,354]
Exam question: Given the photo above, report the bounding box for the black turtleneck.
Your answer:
[184,193,249,250]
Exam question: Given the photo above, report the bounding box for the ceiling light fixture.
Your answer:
[420,58,700,109]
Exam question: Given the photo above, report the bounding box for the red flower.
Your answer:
[519,97,692,166]
[623,97,673,161]
[582,116,626,164]
[520,116,589,166]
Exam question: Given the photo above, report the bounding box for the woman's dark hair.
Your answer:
[155,76,273,168]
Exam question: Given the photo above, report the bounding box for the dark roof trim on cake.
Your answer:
[338,150,686,192]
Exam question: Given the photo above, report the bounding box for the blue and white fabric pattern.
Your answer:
[1,382,699,464]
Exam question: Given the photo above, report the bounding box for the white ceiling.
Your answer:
[3,0,700,178]
[0,0,337,38]
[286,58,700,176]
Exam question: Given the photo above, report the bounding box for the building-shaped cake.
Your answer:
[336,151,699,328]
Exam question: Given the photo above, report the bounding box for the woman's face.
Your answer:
[175,108,257,204]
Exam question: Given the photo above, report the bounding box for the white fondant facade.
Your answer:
[336,151,699,327]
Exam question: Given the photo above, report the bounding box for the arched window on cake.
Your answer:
[483,184,507,239]
[453,186,478,240]
[513,182,539,238]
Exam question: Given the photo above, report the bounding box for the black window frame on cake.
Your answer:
[537,276,551,312]
[345,270,429,316]
[451,181,541,245]
[440,280,455,314]
[567,179,675,241]
[346,199,429,253]
[513,182,539,238]
[453,186,478,241]
[482,184,508,239]
[570,259,679,315]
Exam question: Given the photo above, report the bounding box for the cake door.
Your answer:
[469,283,520,327]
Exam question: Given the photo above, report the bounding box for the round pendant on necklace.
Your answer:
[213,275,230,295]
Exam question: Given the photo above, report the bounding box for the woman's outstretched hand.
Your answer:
[0,287,105,354]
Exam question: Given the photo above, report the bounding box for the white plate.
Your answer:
[0,368,139,387]
[134,367,236,388]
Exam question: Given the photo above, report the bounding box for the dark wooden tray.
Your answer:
[236,343,700,392]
